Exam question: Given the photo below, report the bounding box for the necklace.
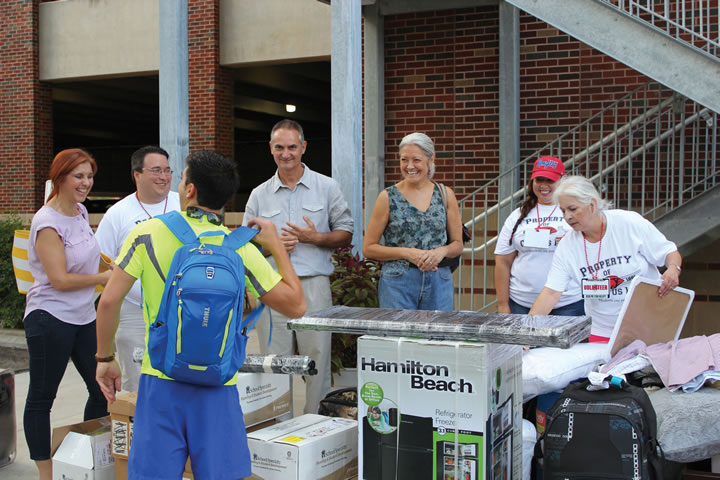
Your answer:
[136,192,168,220]
[535,203,558,230]
[582,214,605,280]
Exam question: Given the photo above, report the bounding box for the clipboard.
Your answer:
[607,276,694,357]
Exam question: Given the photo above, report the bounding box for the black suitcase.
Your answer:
[536,377,663,479]
[0,368,16,468]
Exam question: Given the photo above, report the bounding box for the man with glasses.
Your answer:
[95,145,180,392]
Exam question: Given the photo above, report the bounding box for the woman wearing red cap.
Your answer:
[494,157,584,316]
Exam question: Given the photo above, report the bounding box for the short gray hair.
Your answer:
[270,119,305,144]
[552,175,613,210]
[398,132,436,178]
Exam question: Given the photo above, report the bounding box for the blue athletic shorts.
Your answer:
[128,374,251,480]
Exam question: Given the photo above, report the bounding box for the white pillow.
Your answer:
[522,343,610,401]
[522,419,537,480]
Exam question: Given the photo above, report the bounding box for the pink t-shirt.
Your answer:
[24,204,100,325]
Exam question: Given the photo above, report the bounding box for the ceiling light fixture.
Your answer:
[285,104,296,113]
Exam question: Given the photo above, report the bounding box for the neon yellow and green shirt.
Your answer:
[115,212,282,383]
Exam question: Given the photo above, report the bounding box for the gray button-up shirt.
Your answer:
[243,164,353,277]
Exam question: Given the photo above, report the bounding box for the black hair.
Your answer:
[130,145,170,183]
[508,179,539,244]
[185,150,239,210]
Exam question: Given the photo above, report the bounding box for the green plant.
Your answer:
[0,213,29,329]
[329,246,380,377]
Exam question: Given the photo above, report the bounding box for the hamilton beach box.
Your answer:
[247,413,358,480]
[357,336,522,480]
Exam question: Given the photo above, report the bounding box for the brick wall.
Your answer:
[383,7,649,200]
[188,0,233,159]
[0,0,53,213]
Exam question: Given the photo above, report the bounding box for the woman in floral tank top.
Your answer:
[363,133,463,310]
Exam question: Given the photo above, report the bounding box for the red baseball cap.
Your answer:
[531,156,565,181]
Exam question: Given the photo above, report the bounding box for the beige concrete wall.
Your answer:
[39,0,159,81]
[38,0,330,81]
[220,0,330,66]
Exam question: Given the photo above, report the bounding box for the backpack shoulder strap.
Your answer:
[223,225,259,251]
[157,211,198,245]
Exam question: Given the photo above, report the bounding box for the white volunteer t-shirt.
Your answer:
[495,203,580,308]
[95,191,181,306]
[545,209,677,338]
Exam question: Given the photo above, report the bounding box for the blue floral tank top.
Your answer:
[383,184,448,250]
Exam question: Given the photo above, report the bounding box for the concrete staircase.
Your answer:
[504,0,720,113]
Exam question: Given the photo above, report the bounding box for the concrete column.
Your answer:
[363,4,385,229]
[498,1,521,224]
[159,0,189,191]
[331,0,363,253]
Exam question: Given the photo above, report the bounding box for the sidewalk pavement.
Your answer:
[2,330,307,479]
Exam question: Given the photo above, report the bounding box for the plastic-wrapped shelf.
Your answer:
[287,306,591,348]
[240,355,317,376]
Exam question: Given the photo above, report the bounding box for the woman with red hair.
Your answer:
[23,149,111,480]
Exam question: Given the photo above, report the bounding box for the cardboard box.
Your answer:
[108,392,136,460]
[51,417,114,480]
[248,414,358,480]
[108,391,278,480]
[236,372,291,427]
[357,336,522,480]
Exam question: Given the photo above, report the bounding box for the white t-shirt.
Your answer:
[545,209,677,338]
[95,191,181,306]
[495,203,580,308]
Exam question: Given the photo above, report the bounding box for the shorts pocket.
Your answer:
[381,261,409,278]
[438,267,453,281]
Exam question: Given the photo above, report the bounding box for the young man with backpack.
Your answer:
[95,150,306,480]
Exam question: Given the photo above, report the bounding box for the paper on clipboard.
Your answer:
[607,276,694,357]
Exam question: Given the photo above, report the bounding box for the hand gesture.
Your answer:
[408,247,445,272]
[98,269,113,287]
[283,216,318,245]
[96,360,122,404]
[658,266,680,297]
[407,248,440,272]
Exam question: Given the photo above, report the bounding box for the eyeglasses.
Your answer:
[142,167,173,176]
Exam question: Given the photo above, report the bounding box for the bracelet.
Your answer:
[95,354,115,363]
[667,262,682,273]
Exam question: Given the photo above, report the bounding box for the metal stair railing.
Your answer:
[456,81,719,311]
[597,0,719,59]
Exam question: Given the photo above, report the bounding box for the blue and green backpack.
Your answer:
[148,211,264,386]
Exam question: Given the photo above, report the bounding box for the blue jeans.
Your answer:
[23,310,107,460]
[509,298,585,316]
[379,260,454,311]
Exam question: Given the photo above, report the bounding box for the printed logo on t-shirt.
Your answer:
[579,255,632,278]
[608,275,625,289]
[577,252,644,300]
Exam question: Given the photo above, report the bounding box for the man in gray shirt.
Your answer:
[243,119,353,414]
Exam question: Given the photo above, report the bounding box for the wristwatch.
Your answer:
[667,262,682,273]
[95,354,115,363]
